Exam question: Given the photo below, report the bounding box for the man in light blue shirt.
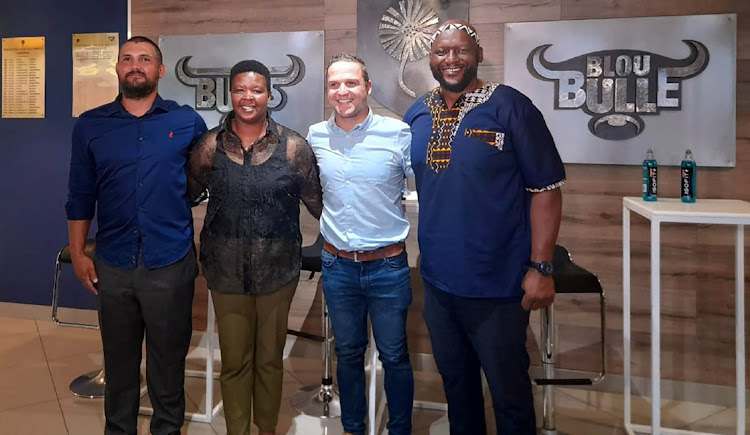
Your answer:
[307,53,414,435]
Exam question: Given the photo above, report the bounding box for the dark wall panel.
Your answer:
[0,1,128,307]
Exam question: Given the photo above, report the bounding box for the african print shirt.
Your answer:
[404,83,566,298]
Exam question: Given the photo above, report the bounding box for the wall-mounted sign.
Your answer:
[357,0,469,115]
[528,40,708,141]
[158,31,324,133]
[505,14,736,167]
[72,33,119,117]
[174,54,303,114]
[2,36,45,118]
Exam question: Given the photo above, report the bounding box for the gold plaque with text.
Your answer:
[72,33,119,117]
[2,36,45,118]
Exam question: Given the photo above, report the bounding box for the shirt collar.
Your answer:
[104,94,170,117]
[326,107,373,135]
[425,83,499,111]
[220,111,279,152]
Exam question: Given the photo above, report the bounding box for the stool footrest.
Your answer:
[534,378,594,386]
[287,328,325,342]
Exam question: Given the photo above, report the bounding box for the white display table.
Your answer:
[622,197,750,435]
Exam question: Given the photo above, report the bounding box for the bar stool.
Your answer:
[291,233,342,418]
[51,239,106,398]
[535,244,606,435]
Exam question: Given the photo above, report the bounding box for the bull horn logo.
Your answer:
[528,40,709,140]
[176,54,305,113]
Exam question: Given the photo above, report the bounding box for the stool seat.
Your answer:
[58,239,96,264]
[301,233,324,279]
[552,245,603,294]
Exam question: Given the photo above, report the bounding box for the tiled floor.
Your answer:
[0,276,746,435]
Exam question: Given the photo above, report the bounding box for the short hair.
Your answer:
[121,36,163,65]
[327,53,370,83]
[229,60,272,92]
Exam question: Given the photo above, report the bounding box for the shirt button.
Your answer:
[346,180,350,185]
[348,228,352,232]
[139,137,143,141]
[346,204,352,209]
[133,229,138,234]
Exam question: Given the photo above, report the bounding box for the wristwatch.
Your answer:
[528,261,554,276]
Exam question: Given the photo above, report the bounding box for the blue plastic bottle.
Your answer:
[680,149,696,203]
[642,148,658,201]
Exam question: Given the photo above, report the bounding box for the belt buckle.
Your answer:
[353,251,359,262]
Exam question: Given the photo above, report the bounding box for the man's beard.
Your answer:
[120,72,158,99]
[430,63,478,93]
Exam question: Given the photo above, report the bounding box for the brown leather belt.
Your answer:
[323,241,405,262]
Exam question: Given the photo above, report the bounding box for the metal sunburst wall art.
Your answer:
[378,0,439,97]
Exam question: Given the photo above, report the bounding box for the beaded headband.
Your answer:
[430,23,481,46]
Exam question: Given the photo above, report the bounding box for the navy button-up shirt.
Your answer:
[66,94,208,269]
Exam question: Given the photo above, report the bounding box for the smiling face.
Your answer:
[116,41,165,99]
[326,60,372,127]
[429,28,483,94]
[230,72,270,125]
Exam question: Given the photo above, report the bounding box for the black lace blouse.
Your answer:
[188,113,323,295]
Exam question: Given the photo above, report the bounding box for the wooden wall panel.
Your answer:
[324,0,355,31]
[474,23,505,82]
[471,0,561,24]
[133,0,324,36]
[559,0,739,20]
[132,0,750,386]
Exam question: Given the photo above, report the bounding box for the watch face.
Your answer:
[540,262,553,275]
[532,261,553,275]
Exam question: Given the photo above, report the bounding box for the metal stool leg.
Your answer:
[52,252,98,330]
[291,295,341,418]
[541,305,556,435]
[367,326,383,435]
[52,246,106,399]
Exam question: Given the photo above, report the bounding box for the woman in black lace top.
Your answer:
[188,60,322,435]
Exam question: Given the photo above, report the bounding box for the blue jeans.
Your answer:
[422,281,535,435]
[321,249,414,435]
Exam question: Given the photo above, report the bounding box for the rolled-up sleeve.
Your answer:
[65,121,97,220]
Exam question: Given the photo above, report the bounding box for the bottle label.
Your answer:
[681,167,694,198]
[647,167,657,196]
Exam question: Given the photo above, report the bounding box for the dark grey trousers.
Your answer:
[94,246,197,435]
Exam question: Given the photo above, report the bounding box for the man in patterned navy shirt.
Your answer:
[404,20,566,435]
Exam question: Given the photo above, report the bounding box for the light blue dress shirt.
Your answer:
[307,109,413,251]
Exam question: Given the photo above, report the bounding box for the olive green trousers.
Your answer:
[211,279,297,435]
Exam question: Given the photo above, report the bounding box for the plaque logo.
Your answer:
[175,54,305,114]
[527,40,709,140]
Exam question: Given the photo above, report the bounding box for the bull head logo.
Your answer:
[175,54,305,113]
[528,40,708,140]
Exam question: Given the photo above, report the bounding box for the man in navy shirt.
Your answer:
[404,21,565,434]
[66,36,207,435]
